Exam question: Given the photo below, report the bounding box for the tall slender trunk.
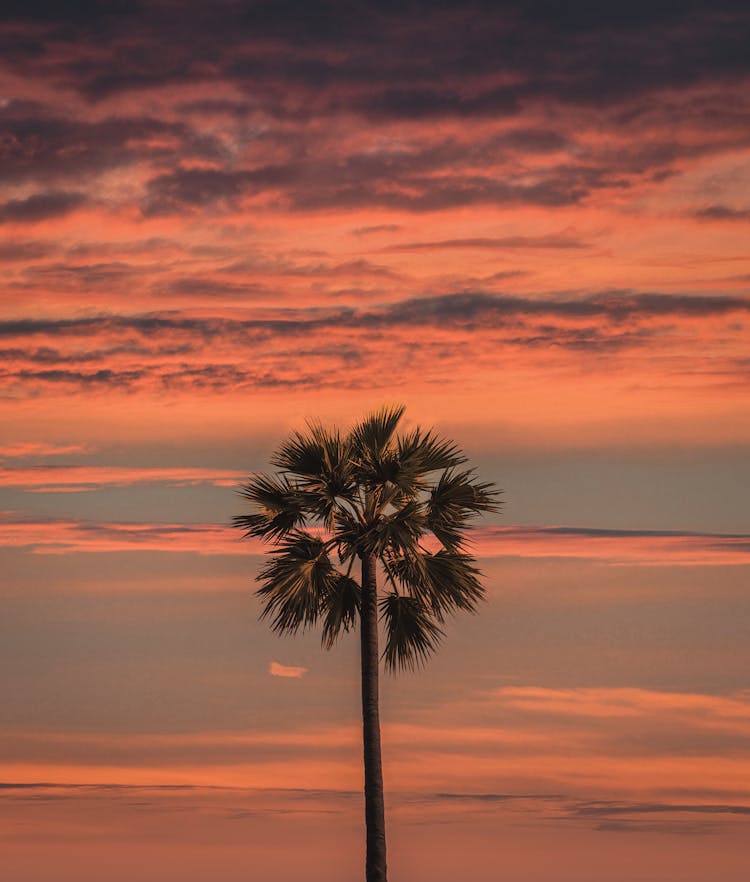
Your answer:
[360,551,387,882]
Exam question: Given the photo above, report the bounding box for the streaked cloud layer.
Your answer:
[2,514,750,564]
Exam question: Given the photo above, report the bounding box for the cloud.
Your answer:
[0,240,55,261]
[0,465,244,492]
[0,514,244,555]
[694,205,750,221]
[379,233,587,252]
[130,129,684,216]
[0,281,746,436]
[1,11,748,229]
[428,791,750,834]
[269,661,309,679]
[0,107,204,184]
[0,3,747,226]
[0,442,90,459]
[352,224,402,236]
[470,525,750,566]
[1,291,748,348]
[20,261,160,289]
[6,0,747,112]
[492,686,750,725]
[564,797,750,834]
[0,0,138,27]
[0,191,87,223]
[1,688,748,821]
[1,514,749,564]
[592,820,716,835]
[572,800,750,818]
[142,168,250,215]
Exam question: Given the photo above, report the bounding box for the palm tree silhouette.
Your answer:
[233,405,500,882]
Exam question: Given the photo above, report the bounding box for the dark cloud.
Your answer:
[286,168,618,213]
[380,234,587,252]
[0,362,351,395]
[367,292,750,327]
[0,240,55,261]
[0,191,86,223]
[20,261,152,288]
[0,105,217,184]
[66,238,178,259]
[3,18,747,218]
[161,278,270,300]
[594,820,717,835]
[694,205,750,220]
[142,168,250,215]
[0,343,194,365]
[177,99,253,118]
[1,291,747,394]
[412,792,750,835]
[1,292,749,342]
[0,0,140,26]
[4,368,147,389]
[357,84,521,119]
[0,781,212,794]
[3,1,748,119]
[352,224,402,236]
[573,800,750,817]
[518,526,749,539]
[141,155,623,215]
[433,791,562,802]
[220,256,402,280]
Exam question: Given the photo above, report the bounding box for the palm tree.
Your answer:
[233,405,500,882]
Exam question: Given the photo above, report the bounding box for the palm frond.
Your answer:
[389,549,485,620]
[332,510,368,561]
[370,498,426,558]
[233,473,307,540]
[255,531,337,633]
[272,422,356,530]
[427,468,502,549]
[397,428,467,476]
[271,424,328,476]
[380,593,444,672]
[321,572,361,648]
[349,405,407,491]
[351,405,405,455]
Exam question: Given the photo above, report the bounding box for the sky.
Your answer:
[1,1,749,880]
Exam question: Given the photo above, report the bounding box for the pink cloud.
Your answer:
[0,442,91,458]
[469,526,750,566]
[0,514,248,555]
[268,661,309,679]
[0,465,244,492]
[1,515,749,564]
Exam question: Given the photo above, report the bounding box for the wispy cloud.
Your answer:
[470,526,750,566]
[0,465,243,492]
[1,516,749,563]
[2,687,749,815]
[0,442,91,459]
[269,661,309,679]
[378,233,588,252]
[0,291,747,399]
[0,514,243,555]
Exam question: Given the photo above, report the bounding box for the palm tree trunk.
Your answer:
[360,551,387,882]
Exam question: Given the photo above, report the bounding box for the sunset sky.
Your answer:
[1,2,749,880]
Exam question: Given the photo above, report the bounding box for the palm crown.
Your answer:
[233,405,501,671]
